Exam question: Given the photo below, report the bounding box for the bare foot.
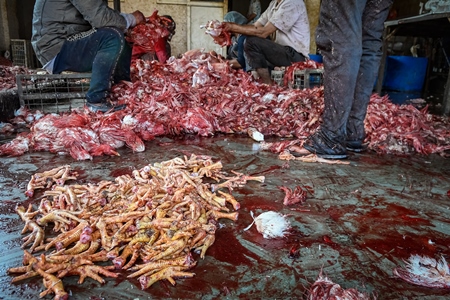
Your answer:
[288,145,311,156]
[228,59,242,69]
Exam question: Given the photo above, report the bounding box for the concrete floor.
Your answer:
[0,134,450,300]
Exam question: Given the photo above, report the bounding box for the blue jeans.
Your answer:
[236,35,247,71]
[53,27,132,104]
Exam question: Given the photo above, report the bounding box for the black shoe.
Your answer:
[303,131,348,160]
[346,141,368,153]
[86,102,126,113]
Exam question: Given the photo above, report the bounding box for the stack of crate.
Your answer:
[10,39,37,69]
[271,70,285,86]
[292,69,324,89]
[271,68,324,89]
[16,73,92,113]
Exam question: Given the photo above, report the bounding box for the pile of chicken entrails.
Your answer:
[201,19,232,47]
[1,49,450,158]
[0,65,30,90]
[307,272,372,300]
[126,10,172,54]
[7,155,265,299]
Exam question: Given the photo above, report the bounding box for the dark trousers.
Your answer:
[244,36,305,71]
[317,0,393,144]
[53,27,132,104]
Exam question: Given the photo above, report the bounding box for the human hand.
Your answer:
[132,10,146,25]
[222,22,235,33]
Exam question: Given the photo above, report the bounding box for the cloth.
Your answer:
[224,11,248,25]
[224,0,261,25]
[244,36,305,70]
[248,0,262,24]
[131,35,172,63]
[121,13,137,29]
[42,57,56,74]
[257,0,310,57]
[155,37,170,63]
[310,0,393,151]
[131,14,175,63]
[131,37,170,63]
[52,27,132,104]
[32,0,129,65]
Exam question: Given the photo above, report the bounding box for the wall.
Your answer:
[305,0,320,54]
[16,0,34,40]
[0,0,19,53]
[0,0,34,55]
[0,0,10,52]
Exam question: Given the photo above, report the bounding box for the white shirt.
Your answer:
[257,0,310,57]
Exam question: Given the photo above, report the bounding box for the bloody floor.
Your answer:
[0,134,449,300]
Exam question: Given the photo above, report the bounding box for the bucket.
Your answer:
[308,54,323,63]
[385,91,422,105]
[382,56,428,92]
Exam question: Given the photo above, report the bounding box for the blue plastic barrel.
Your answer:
[308,54,323,63]
[382,56,428,92]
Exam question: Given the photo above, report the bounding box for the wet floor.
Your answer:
[0,134,450,300]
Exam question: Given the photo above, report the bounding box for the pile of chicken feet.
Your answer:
[8,155,264,299]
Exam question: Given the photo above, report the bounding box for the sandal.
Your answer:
[289,147,348,160]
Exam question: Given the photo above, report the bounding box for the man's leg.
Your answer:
[53,27,130,104]
[113,38,132,84]
[303,0,366,156]
[346,0,393,145]
[244,36,305,84]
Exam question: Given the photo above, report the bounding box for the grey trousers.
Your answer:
[244,36,305,71]
[316,0,393,144]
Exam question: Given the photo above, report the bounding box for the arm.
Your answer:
[223,21,277,39]
[69,0,143,30]
[70,0,126,30]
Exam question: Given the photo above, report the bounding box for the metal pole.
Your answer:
[443,70,450,115]
[114,0,121,12]
[102,0,120,12]
[376,25,389,95]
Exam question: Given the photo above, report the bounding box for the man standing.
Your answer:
[32,0,145,112]
[290,0,393,159]
[223,0,310,84]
